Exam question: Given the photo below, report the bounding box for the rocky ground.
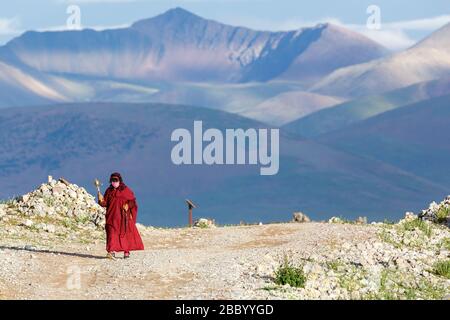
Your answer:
[0,178,449,300]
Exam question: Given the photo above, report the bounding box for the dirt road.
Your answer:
[0,223,376,299]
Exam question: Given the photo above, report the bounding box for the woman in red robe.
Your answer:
[98,172,144,259]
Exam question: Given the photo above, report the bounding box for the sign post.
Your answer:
[185,199,197,227]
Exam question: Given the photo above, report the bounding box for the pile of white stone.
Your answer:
[419,196,450,226]
[0,176,105,233]
[194,218,216,228]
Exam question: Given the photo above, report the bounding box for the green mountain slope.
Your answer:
[283,77,450,138]
[317,94,450,187]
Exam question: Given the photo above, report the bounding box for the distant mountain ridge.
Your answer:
[312,22,450,98]
[2,7,387,85]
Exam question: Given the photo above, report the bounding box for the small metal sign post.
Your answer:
[185,199,197,227]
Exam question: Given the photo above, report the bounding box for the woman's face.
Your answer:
[111,177,120,188]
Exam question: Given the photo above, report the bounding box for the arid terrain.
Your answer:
[0,222,381,299]
[0,178,449,300]
[1,221,449,300]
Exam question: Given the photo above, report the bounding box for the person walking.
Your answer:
[98,172,144,259]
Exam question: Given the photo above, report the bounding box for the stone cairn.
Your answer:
[0,176,105,233]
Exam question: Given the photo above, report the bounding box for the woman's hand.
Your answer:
[123,203,129,212]
[98,192,104,203]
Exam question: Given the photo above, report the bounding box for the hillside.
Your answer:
[312,23,450,98]
[275,23,388,85]
[240,90,344,126]
[0,102,446,226]
[284,77,450,138]
[141,81,341,126]
[317,94,450,187]
[0,58,68,107]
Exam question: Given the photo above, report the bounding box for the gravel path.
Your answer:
[0,223,378,299]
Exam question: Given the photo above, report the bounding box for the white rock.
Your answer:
[292,212,311,223]
[23,219,34,227]
[355,216,368,224]
[20,194,30,203]
[68,190,77,199]
[328,217,343,224]
[45,224,56,233]
[0,205,6,218]
[194,218,216,228]
[404,212,417,220]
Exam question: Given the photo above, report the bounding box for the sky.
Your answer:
[0,0,449,50]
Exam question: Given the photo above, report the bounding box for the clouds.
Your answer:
[0,15,129,37]
[356,28,416,51]
[35,23,130,32]
[0,17,21,36]
[345,15,450,50]
[329,20,417,51]
[386,15,450,31]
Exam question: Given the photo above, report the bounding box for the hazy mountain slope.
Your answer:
[0,59,67,107]
[3,8,387,85]
[240,90,344,126]
[237,23,386,84]
[144,81,343,125]
[145,81,304,114]
[312,23,450,98]
[284,77,450,137]
[0,47,102,108]
[129,8,275,82]
[276,23,388,85]
[5,27,157,80]
[317,94,450,187]
[0,58,159,108]
[0,102,445,226]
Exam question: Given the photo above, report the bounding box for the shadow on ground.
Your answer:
[0,245,105,260]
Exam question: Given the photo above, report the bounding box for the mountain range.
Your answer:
[3,8,387,84]
[0,7,386,124]
[312,22,450,98]
[0,102,446,226]
[1,7,450,225]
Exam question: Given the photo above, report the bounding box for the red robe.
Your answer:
[99,184,144,252]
